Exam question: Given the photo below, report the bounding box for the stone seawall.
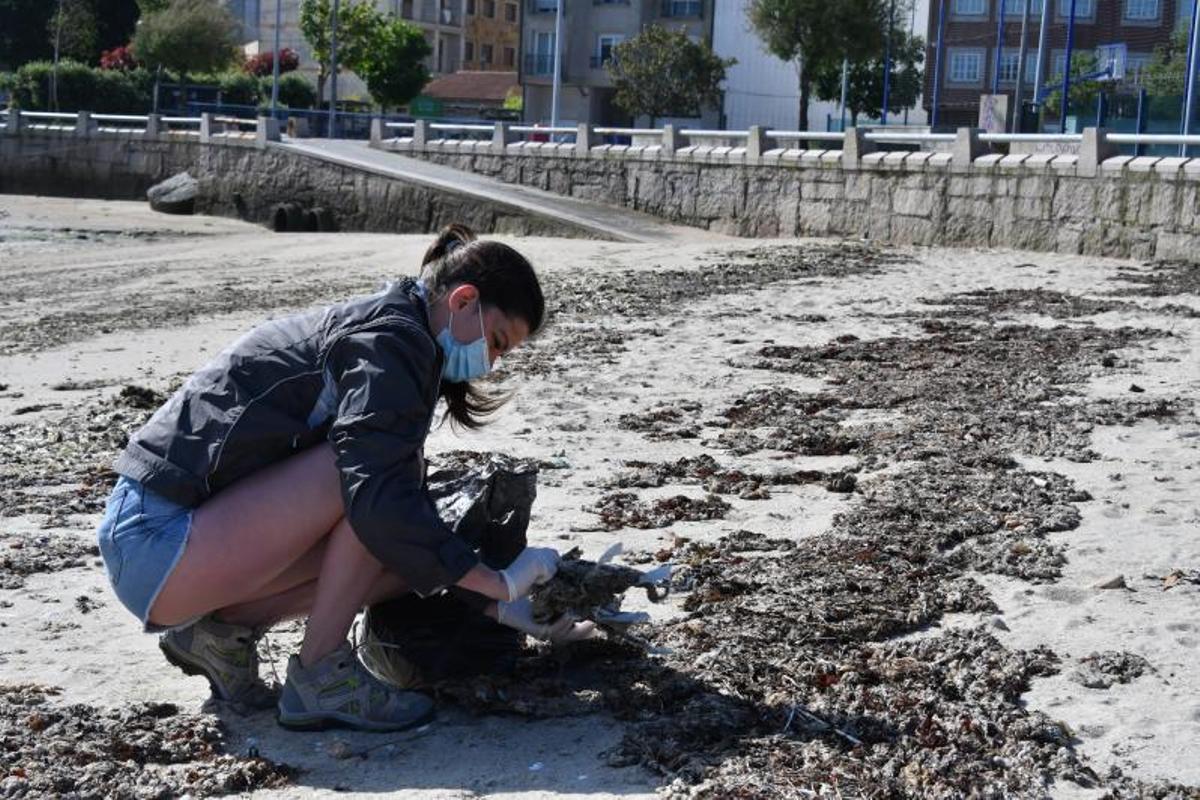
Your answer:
[0,128,601,239]
[376,132,1200,262]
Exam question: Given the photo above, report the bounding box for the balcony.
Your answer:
[527,0,562,12]
[659,0,701,17]
[589,54,617,68]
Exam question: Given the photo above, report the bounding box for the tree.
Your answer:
[131,0,240,105]
[1143,28,1188,97]
[747,0,894,131]
[1042,51,1105,123]
[299,0,383,109]
[357,18,430,110]
[606,25,734,127]
[93,0,140,56]
[49,0,99,64]
[812,31,924,126]
[135,0,169,13]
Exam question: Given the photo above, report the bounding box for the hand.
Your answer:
[499,547,560,602]
[496,598,597,643]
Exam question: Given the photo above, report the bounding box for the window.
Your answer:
[465,40,475,62]
[597,33,623,64]
[467,0,475,13]
[994,49,1039,83]
[1124,0,1158,20]
[525,30,555,74]
[483,0,496,16]
[401,0,413,18]
[1004,0,1044,13]
[1052,52,1067,78]
[1057,0,1094,17]
[505,2,518,21]
[954,0,986,15]
[504,46,516,67]
[949,51,982,83]
[481,43,494,64]
[998,50,1020,83]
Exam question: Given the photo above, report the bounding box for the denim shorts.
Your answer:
[96,475,195,633]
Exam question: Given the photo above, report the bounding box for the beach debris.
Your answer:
[1072,651,1153,689]
[585,492,730,530]
[1159,569,1200,590]
[1094,575,1129,590]
[529,545,671,629]
[0,683,292,796]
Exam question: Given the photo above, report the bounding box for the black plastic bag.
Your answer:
[360,454,537,688]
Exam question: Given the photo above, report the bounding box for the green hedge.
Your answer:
[0,61,318,112]
[1,61,155,113]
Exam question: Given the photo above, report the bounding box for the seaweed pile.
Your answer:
[0,684,292,797]
[0,385,165,525]
[441,274,1195,796]
[601,453,856,498]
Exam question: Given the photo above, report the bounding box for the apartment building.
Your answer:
[520,0,716,127]
[464,0,521,71]
[924,0,1186,128]
[256,0,467,103]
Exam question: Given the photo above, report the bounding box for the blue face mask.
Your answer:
[438,305,490,383]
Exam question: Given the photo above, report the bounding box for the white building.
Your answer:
[713,0,930,133]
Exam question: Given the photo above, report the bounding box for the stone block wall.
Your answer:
[0,126,601,239]
[376,133,1200,261]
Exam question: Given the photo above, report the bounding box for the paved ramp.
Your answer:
[280,138,720,244]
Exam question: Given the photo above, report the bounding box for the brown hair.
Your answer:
[420,224,545,429]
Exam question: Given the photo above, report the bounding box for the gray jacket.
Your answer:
[114,278,479,596]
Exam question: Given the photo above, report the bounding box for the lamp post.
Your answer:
[881,0,895,125]
[931,0,947,129]
[550,0,563,127]
[328,0,339,138]
[1059,0,1077,133]
[270,0,283,115]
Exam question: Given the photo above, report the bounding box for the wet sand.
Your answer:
[0,195,1197,799]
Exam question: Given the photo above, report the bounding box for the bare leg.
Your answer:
[298,516,388,666]
[148,444,344,627]
[220,568,408,629]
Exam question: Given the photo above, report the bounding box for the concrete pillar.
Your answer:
[2,107,19,137]
[576,123,598,156]
[256,116,281,147]
[841,127,875,170]
[199,112,216,143]
[952,127,986,172]
[492,121,518,153]
[746,125,769,161]
[369,117,384,147]
[74,110,95,137]
[1079,127,1118,178]
[288,116,310,138]
[412,119,428,147]
[144,113,162,137]
[662,123,677,156]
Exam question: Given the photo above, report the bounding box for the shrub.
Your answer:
[243,48,299,77]
[260,72,318,109]
[100,46,141,71]
[217,71,261,105]
[3,61,153,112]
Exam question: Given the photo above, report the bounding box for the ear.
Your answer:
[447,283,480,311]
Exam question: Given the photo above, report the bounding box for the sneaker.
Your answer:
[277,642,435,732]
[160,615,269,704]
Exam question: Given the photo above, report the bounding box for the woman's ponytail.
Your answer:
[419,224,545,430]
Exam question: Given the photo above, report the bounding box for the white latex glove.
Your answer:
[496,597,597,643]
[499,546,560,602]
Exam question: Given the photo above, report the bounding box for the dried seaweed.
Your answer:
[0,683,293,797]
[585,492,731,530]
[1072,651,1153,689]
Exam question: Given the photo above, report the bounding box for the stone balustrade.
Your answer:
[369,120,1200,260]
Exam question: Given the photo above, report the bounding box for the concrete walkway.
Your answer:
[279,138,723,244]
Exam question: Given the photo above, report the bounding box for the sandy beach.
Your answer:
[0,194,1197,798]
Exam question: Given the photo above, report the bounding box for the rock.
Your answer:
[146,172,198,215]
[1094,575,1127,590]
